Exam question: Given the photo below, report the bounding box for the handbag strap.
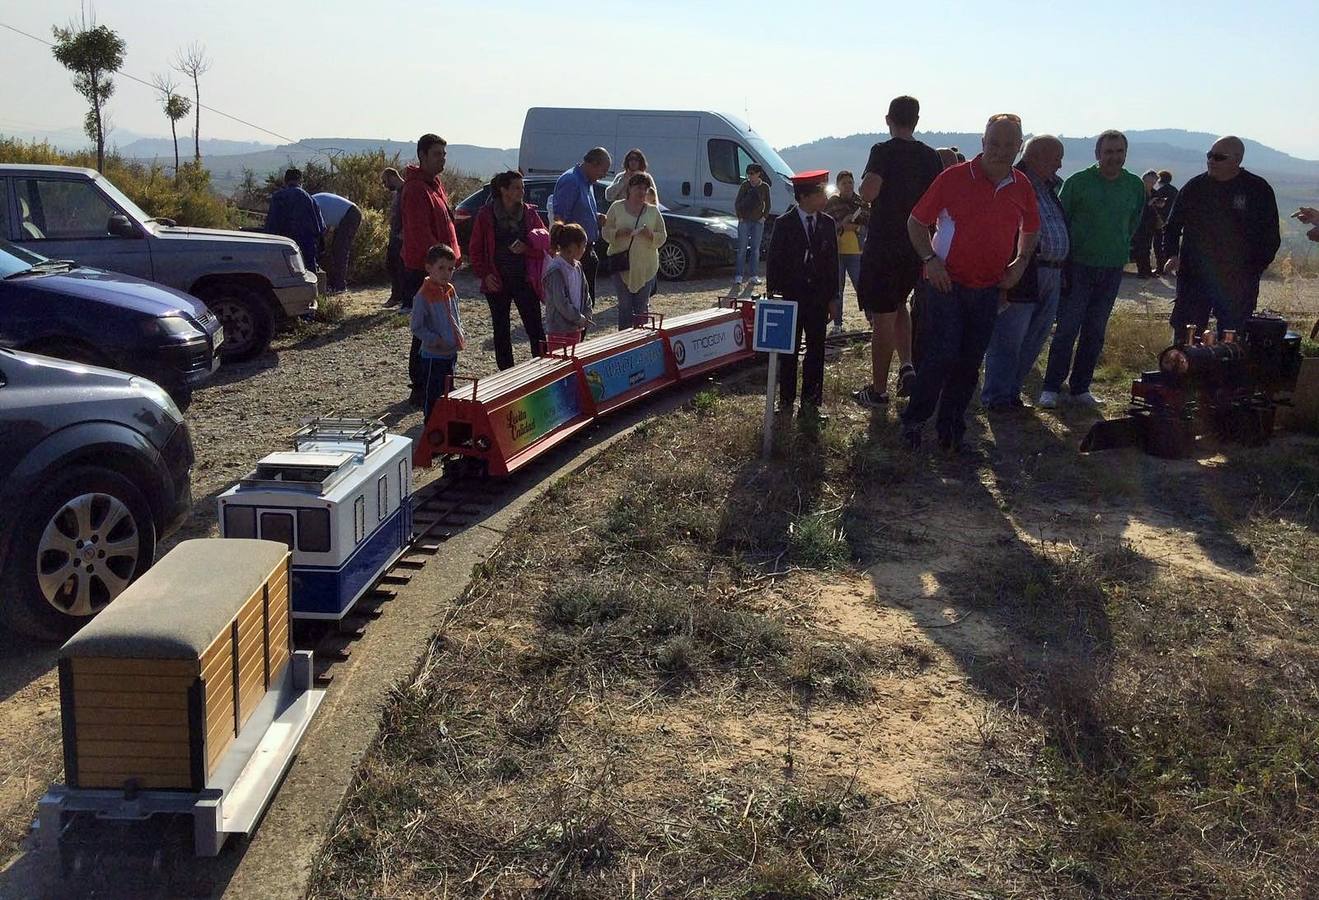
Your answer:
[621,207,644,253]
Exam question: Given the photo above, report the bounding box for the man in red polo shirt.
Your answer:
[900,113,1039,451]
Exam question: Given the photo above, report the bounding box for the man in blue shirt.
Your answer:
[266,169,324,274]
[552,147,611,305]
[312,191,362,294]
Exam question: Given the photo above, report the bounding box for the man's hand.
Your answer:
[597,212,608,227]
[509,239,527,255]
[1164,255,1180,276]
[1294,206,1319,225]
[924,256,952,293]
[481,274,500,293]
[998,257,1028,291]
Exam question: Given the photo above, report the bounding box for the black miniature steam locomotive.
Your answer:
[1080,314,1302,458]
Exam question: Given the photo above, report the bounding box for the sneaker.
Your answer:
[896,364,916,398]
[852,385,889,408]
[1072,391,1103,408]
[750,276,762,285]
[1036,390,1060,409]
[734,275,744,286]
[829,322,844,336]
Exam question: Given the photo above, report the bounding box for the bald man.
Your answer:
[1163,136,1280,336]
[901,114,1039,451]
[982,135,1070,411]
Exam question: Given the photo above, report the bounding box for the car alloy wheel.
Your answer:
[210,297,256,356]
[36,492,142,617]
[657,239,693,281]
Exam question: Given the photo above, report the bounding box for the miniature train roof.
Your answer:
[61,539,290,660]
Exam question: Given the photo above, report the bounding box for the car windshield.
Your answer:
[0,240,47,278]
[743,133,795,182]
[94,174,153,224]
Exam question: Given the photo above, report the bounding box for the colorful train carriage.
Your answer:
[218,418,413,620]
[414,300,755,474]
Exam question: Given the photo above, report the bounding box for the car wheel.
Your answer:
[199,285,273,361]
[658,237,695,281]
[0,466,157,641]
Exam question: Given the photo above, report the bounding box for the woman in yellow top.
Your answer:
[602,173,667,330]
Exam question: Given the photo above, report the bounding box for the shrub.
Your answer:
[348,207,389,284]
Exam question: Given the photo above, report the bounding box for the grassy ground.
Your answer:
[309,307,1319,898]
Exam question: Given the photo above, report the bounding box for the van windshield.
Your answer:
[744,134,794,181]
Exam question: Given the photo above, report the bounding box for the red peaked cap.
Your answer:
[789,170,830,188]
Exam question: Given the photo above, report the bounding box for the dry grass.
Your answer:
[310,310,1319,898]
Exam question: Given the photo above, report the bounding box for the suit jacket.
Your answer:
[766,206,840,310]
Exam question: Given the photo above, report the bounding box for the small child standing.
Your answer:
[410,244,466,417]
[542,223,591,350]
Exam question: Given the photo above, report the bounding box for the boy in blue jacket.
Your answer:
[409,244,466,418]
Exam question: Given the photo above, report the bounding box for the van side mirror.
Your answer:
[107,214,137,238]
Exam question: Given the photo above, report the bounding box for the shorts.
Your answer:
[858,248,923,314]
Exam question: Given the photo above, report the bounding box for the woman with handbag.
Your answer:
[601,173,667,330]
[469,170,548,369]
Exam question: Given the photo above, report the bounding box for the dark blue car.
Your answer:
[0,240,223,409]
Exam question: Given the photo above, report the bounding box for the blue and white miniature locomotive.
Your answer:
[218,418,413,619]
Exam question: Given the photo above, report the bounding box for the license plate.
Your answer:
[214,326,224,350]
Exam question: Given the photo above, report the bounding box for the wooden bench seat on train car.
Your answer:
[58,539,291,792]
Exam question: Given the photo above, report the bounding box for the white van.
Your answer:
[518,108,796,217]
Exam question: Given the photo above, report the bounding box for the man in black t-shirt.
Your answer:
[853,95,945,407]
[1163,136,1280,337]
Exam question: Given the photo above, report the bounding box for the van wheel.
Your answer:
[658,238,695,281]
[199,284,273,361]
[0,466,156,641]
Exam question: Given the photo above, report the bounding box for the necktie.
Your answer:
[806,215,816,244]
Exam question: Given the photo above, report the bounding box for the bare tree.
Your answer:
[151,72,192,175]
[50,10,126,173]
[172,42,211,162]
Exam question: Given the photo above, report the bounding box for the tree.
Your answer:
[151,72,192,175]
[173,42,211,162]
[50,14,126,173]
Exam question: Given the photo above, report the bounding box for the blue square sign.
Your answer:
[753,299,799,353]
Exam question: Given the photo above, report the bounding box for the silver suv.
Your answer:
[0,164,318,360]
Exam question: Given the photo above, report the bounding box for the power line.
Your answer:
[0,20,298,145]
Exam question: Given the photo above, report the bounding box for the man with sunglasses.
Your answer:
[1162,136,1280,338]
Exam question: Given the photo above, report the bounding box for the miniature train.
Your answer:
[1081,314,1303,458]
[415,300,757,475]
[217,418,413,620]
[41,539,324,860]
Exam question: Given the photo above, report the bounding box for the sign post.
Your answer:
[753,297,799,460]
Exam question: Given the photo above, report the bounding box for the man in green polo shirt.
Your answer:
[1038,129,1146,409]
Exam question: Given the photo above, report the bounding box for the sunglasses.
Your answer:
[1206,152,1234,162]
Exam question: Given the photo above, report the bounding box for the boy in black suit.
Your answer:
[766,170,840,422]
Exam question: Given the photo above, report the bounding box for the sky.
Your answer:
[3,0,1319,159]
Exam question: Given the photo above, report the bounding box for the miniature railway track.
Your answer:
[295,326,874,681]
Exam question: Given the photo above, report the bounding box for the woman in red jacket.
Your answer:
[470,171,548,369]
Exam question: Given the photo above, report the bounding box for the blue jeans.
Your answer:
[901,282,1000,439]
[836,254,861,326]
[981,266,1063,405]
[615,274,655,330]
[1042,262,1123,394]
[735,219,764,280]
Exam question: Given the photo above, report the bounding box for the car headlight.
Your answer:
[130,376,184,422]
[706,221,738,237]
[143,315,206,340]
[285,248,306,275]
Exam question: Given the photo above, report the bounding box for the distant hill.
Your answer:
[120,137,276,158]
[201,139,518,194]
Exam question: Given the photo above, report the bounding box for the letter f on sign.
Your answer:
[760,308,782,346]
